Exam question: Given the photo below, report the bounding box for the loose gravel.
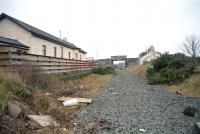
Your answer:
[73,71,200,134]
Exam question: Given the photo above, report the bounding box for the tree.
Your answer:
[181,34,200,59]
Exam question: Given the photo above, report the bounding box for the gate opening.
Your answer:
[113,60,126,68]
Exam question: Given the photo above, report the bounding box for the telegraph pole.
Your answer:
[59,30,62,39]
[96,50,98,60]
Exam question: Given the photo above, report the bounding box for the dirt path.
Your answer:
[73,71,200,134]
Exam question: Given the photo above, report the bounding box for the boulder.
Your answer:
[8,101,22,118]
[183,106,198,117]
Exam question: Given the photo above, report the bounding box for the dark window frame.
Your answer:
[68,52,71,59]
[54,47,57,57]
[42,45,46,56]
[61,47,63,58]
[75,53,78,60]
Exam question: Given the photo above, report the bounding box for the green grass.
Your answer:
[92,66,115,75]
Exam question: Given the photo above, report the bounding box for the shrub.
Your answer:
[146,53,195,85]
[92,66,115,75]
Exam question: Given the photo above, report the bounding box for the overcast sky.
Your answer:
[0,0,200,59]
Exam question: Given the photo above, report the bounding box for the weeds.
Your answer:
[0,65,113,134]
[92,66,115,75]
[127,64,149,77]
[169,73,200,97]
[0,68,25,114]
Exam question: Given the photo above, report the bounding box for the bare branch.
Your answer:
[181,34,200,58]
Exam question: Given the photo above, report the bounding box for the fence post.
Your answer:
[49,57,52,73]
[8,48,12,64]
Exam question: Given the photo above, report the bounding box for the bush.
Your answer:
[146,53,195,85]
[92,66,115,75]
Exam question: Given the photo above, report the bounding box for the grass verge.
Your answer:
[126,64,149,77]
[0,66,113,133]
[127,64,200,98]
[69,74,113,97]
[169,73,200,98]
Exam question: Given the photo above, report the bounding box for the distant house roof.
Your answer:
[139,50,161,58]
[0,36,29,50]
[0,13,86,54]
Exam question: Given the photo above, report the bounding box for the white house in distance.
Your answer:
[138,46,161,65]
[0,13,86,60]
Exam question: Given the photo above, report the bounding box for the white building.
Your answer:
[139,50,161,65]
[0,13,86,60]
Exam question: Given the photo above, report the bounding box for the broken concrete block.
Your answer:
[63,98,78,106]
[57,96,73,102]
[8,101,22,118]
[58,96,92,106]
[27,115,60,127]
[77,98,92,103]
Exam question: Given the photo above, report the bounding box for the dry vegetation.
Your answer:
[169,73,200,98]
[69,74,113,97]
[0,66,113,134]
[127,64,149,77]
[127,63,200,98]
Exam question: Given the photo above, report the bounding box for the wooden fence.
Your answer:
[0,51,99,73]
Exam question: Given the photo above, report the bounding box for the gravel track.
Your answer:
[73,71,200,134]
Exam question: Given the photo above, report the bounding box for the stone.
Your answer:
[183,106,198,117]
[27,115,60,127]
[195,122,200,132]
[79,85,85,90]
[176,90,182,95]
[13,101,27,110]
[8,101,22,118]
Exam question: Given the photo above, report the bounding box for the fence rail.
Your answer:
[0,52,99,73]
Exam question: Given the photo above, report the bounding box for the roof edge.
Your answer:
[0,13,87,53]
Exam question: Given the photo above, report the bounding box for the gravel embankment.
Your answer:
[73,71,200,134]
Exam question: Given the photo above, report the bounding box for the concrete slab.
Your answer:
[27,115,60,127]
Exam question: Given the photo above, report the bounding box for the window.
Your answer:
[54,47,57,57]
[61,47,63,58]
[68,52,71,59]
[80,55,82,60]
[42,45,46,56]
[75,53,78,60]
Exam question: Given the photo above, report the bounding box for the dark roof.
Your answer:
[79,49,87,54]
[0,36,29,50]
[0,13,86,54]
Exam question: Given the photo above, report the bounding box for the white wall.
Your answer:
[0,18,31,51]
[139,51,161,65]
[0,18,86,60]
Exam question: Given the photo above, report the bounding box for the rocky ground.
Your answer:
[73,71,200,134]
